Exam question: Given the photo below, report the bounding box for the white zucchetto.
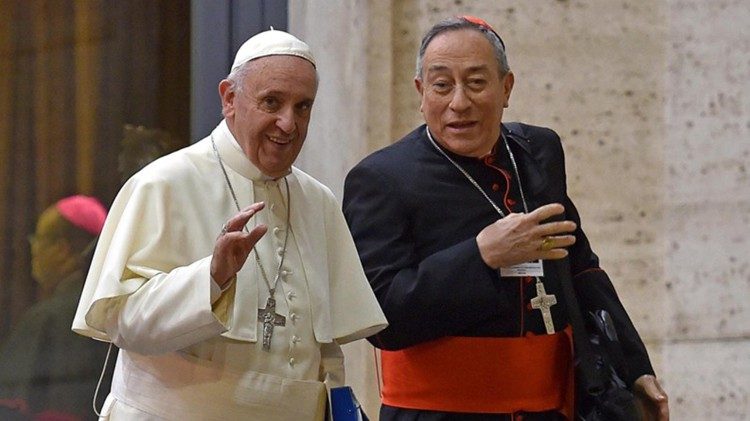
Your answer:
[231,28,316,71]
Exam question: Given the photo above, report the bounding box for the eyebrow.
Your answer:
[426,64,450,73]
[258,89,285,97]
[258,89,314,102]
[466,65,491,73]
[426,63,491,75]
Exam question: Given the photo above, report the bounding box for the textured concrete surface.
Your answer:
[663,1,750,415]
[664,340,750,419]
[665,0,750,341]
[291,0,750,418]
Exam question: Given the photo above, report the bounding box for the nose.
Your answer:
[449,86,471,113]
[276,107,296,134]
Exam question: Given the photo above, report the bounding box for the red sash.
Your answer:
[381,326,574,418]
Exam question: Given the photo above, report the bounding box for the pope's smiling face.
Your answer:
[220,55,318,178]
[415,28,514,158]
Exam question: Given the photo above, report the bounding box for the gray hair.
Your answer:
[415,17,510,80]
[225,61,255,94]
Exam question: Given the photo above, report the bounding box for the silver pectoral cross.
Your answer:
[529,281,557,334]
[258,296,286,351]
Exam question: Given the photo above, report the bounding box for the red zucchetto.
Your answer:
[55,195,107,236]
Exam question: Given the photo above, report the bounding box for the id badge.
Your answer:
[499,260,544,277]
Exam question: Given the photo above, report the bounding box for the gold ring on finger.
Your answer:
[540,237,554,251]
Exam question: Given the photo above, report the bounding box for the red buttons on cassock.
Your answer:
[492,183,500,191]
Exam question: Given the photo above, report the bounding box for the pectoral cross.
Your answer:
[530,281,557,334]
[258,296,286,351]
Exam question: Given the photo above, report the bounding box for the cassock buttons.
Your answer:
[289,357,296,366]
[287,291,296,301]
[276,247,285,256]
[281,269,292,280]
[492,183,501,192]
[273,226,282,237]
[292,335,301,344]
[290,312,298,322]
[270,203,276,211]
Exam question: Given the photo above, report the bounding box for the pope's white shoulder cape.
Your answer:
[73,121,386,347]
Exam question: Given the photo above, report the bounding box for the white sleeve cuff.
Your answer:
[210,276,235,304]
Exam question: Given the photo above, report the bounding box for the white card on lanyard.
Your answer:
[499,260,544,277]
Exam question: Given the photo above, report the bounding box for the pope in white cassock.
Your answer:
[72,29,387,420]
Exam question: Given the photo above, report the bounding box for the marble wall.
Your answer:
[663,0,750,417]
[290,0,750,418]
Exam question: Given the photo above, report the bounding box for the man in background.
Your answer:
[0,195,109,420]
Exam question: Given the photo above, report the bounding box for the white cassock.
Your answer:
[72,120,387,421]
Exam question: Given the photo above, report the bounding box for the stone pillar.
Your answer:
[290,0,394,199]
[663,0,750,417]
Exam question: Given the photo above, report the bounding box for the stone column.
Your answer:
[663,0,750,417]
[290,0,394,199]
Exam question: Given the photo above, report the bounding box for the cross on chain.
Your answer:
[258,296,286,351]
[529,281,557,334]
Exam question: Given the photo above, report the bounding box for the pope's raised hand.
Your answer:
[211,202,268,287]
[476,203,577,269]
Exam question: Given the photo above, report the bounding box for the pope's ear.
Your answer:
[218,80,235,117]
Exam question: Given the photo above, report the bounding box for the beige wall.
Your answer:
[291,1,750,418]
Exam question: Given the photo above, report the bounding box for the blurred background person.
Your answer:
[0,196,109,421]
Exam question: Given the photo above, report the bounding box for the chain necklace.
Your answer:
[425,127,530,216]
[211,135,291,350]
[426,127,557,334]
